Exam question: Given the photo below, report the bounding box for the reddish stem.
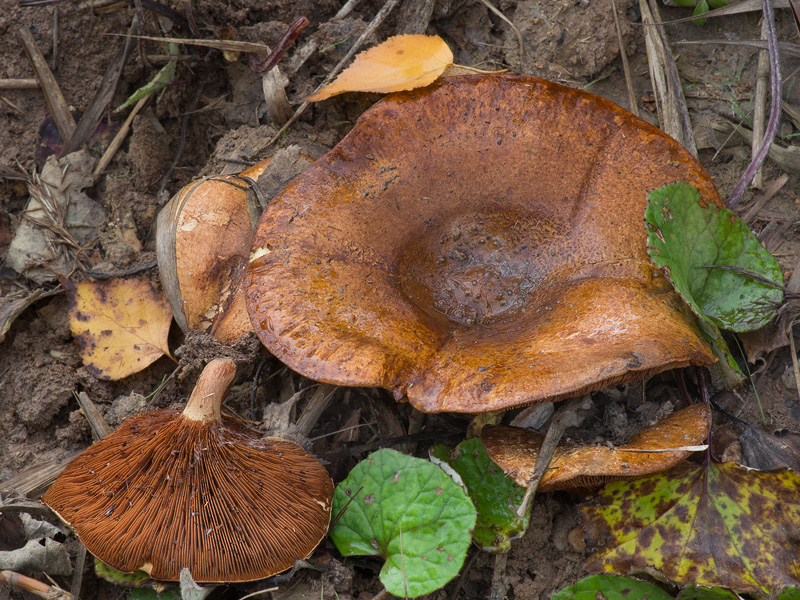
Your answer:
[249,17,310,74]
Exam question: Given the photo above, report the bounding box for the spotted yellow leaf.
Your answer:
[306,34,453,101]
[580,461,800,595]
[66,278,173,380]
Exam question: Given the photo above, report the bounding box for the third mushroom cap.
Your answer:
[245,74,718,413]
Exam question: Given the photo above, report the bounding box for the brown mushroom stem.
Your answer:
[182,359,236,423]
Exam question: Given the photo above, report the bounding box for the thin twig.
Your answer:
[70,544,86,598]
[611,0,638,117]
[727,0,781,209]
[0,79,39,89]
[516,395,592,518]
[0,571,76,600]
[17,25,76,143]
[752,16,771,189]
[75,391,112,439]
[249,17,309,73]
[646,0,697,155]
[788,324,800,405]
[476,0,525,59]
[51,6,59,71]
[93,96,148,178]
[248,0,402,158]
[61,16,137,156]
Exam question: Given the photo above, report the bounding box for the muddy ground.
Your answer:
[1,0,800,598]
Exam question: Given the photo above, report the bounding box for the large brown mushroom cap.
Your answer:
[245,74,717,413]
[42,359,333,583]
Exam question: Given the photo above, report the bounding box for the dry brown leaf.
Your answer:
[306,34,453,101]
[65,278,173,380]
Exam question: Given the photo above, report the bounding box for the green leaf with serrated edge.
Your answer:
[551,574,674,600]
[676,585,740,600]
[779,586,800,600]
[580,461,800,595]
[430,438,529,554]
[330,448,476,598]
[645,182,783,332]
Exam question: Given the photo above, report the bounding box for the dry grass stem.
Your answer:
[476,0,525,59]
[93,96,148,178]
[75,391,112,440]
[17,25,76,143]
[752,17,771,189]
[0,79,39,90]
[611,0,639,117]
[641,0,697,156]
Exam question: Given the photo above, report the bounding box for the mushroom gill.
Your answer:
[245,74,718,413]
[42,359,334,583]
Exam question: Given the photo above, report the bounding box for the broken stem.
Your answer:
[516,395,592,518]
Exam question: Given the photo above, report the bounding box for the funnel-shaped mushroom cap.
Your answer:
[42,359,334,583]
[245,74,717,413]
[481,403,711,492]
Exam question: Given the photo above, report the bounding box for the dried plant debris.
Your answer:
[0,511,71,575]
[6,150,107,283]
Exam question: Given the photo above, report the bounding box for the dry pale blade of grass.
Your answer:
[639,0,697,156]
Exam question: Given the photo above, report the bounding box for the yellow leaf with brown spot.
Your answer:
[66,278,173,380]
[306,34,453,101]
[580,461,800,594]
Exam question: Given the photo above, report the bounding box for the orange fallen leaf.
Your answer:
[306,34,453,101]
[65,278,174,380]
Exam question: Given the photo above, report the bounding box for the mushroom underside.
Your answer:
[43,410,333,582]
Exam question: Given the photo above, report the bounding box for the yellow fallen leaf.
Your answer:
[306,34,453,101]
[66,277,174,380]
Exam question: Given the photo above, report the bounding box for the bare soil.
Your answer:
[1,1,800,599]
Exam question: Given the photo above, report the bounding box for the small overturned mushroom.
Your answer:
[42,359,333,583]
[480,403,711,492]
[245,74,718,413]
[156,160,270,343]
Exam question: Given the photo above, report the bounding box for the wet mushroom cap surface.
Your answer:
[42,363,333,583]
[245,74,718,413]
